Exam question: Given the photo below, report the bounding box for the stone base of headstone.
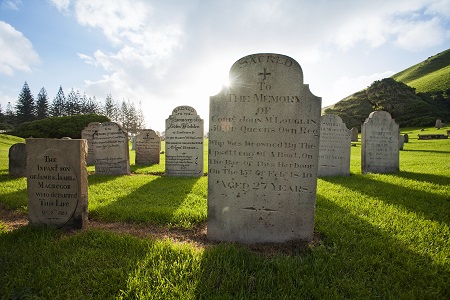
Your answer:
[27,138,88,229]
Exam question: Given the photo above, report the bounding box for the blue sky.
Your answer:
[1,0,450,132]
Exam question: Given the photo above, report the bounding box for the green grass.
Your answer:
[392,48,450,92]
[0,130,449,299]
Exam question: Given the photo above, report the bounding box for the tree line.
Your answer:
[0,82,145,134]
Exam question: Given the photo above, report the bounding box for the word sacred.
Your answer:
[238,54,293,68]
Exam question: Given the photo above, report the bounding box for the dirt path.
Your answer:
[0,206,318,256]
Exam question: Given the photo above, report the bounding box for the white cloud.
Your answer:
[394,17,448,51]
[1,0,21,10]
[50,0,70,14]
[0,21,40,75]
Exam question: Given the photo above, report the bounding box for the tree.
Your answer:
[104,93,118,121]
[65,88,82,116]
[136,101,146,131]
[36,87,49,120]
[50,86,66,117]
[15,81,35,124]
[5,102,15,127]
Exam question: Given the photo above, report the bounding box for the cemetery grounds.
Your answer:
[0,128,449,299]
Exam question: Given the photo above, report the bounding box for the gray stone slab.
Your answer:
[165,106,204,176]
[81,122,101,165]
[399,134,405,150]
[361,111,399,174]
[9,143,27,177]
[318,114,351,177]
[26,138,88,229]
[135,129,161,165]
[93,122,130,175]
[351,127,358,142]
[208,53,321,244]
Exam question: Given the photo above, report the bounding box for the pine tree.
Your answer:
[15,81,35,124]
[50,86,66,117]
[65,88,82,116]
[104,94,118,121]
[36,87,49,120]
[5,102,15,127]
[136,101,146,131]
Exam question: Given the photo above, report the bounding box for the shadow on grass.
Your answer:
[0,226,152,299]
[321,174,450,226]
[91,176,202,226]
[390,171,450,186]
[402,149,450,154]
[192,194,450,299]
[87,173,124,186]
[0,175,27,209]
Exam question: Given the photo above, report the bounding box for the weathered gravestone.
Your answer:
[404,133,409,143]
[27,138,88,228]
[81,122,101,165]
[398,134,405,150]
[135,129,161,165]
[318,114,351,177]
[435,119,442,129]
[361,111,399,174]
[9,143,27,177]
[208,53,321,243]
[93,122,130,175]
[165,106,204,176]
[351,127,359,142]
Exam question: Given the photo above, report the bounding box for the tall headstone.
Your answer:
[9,143,27,177]
[435,119,442,129]
[351,127,359,142]
[81,122,101,165]
[318,114,351,176]
[93,122,130,175]
[361,111,399,174]
[135,129,161,165]
[165,106,204,176]
[26,138,88,229]
[208,53,321,243]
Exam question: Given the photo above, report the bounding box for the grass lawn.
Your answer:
[0,128,449,299]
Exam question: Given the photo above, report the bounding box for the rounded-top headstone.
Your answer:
[208,53,321,244]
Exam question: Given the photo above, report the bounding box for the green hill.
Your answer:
[323,48,450,129]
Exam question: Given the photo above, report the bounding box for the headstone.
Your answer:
[93,122,130,175]
[131,136,136,150]
[135,129,161,165]
[404,133,409,143]
[165,106,204,176]
[447,130,450,137]
[26,138,88,228]
[81,122,101,165]
[9,143,27,177]
[351,127,359,142]
[318,114,351,176]
[435,119,442,129]
[398,134,405,150]
[208,53,321,243]
[361,111,399,174]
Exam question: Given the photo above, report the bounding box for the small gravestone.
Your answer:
[435,119,442,129]
[135,129,161,165]
[81,122,101,165]
[361,111,399,174]
[26,138,88,228]
[131,136,136,150]
[399,134,405,150]
[93,122,130,175]
[165,106,204,176]
[404,133,409,143]
[318,114,351,176]
[351,127,359,142]
[9,143,27,177]
[208,53,321,243]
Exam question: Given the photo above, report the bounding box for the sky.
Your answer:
[1,0,450,132]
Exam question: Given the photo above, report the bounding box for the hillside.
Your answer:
[323,49,450,129]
